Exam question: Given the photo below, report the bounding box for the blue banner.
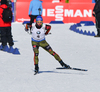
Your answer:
[12,2,15,22]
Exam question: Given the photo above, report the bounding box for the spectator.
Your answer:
[28,0,43,25]
[0,0,14,48]
[25,0,43,31]
[93,0,100,37]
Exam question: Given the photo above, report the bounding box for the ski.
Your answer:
[56,67,88,71]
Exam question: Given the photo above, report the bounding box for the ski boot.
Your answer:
[94,35,100,37]
[0,44,3,50]
[34,64,39,75]
[0,44,8,51]
[59,60,71,69]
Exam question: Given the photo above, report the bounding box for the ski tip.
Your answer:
[80,69,88,71]
[72,68,88,71]
[84,69,88,71]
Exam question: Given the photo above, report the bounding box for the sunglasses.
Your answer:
[36,21,43,23]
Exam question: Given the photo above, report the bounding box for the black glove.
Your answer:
[92,13,96,17]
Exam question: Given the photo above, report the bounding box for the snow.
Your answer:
[0,23,100,92]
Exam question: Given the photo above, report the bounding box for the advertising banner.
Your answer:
[69,0,92,3]
[17,0,31,2]
[66,3,95,23]
[16,2,95,23]
[16,2,30,22]
[17,0,51,2]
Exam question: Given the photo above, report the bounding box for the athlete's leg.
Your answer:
[32,41,39,72]
[40,40,62,61]
[40,40,70,68]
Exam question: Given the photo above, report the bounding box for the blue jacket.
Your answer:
[28,0,43,15]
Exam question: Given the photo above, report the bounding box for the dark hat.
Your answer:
[1,0,7,5]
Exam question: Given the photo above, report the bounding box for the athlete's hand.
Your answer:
[92,11,95,17]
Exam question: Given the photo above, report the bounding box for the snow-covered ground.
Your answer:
[0,23,100,92]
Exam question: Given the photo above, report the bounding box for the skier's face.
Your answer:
[36,20,43,26]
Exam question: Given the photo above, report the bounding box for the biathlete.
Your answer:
[25,16,70,73]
